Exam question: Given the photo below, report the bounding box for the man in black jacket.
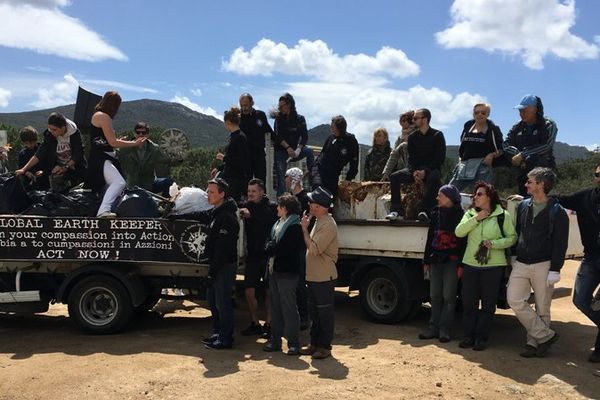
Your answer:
[556,162,600,362]
[313,115,359,197]
[507,167,569,358]
[240,93,274,182]
[386,108,445,221]
[239,179,277,337]
[203,178,240,350]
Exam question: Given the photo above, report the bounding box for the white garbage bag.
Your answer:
[170,187,212,215]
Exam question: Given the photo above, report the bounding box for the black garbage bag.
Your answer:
[21,190,100,217]
[115,187,160,218]
[0,175,32,214]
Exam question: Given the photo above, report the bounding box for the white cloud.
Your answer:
[0,1,127,62]
[84,79,158,94]
[31,73,79,108]
[170,96,221,120]
[223,38,419,83]
[190,88,203,97]
[0,87,11,108]
[436,0,599,70]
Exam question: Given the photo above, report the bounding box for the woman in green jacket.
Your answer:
[455,181,517,351]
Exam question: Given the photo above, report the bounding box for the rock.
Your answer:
[436,382,442,388]
[503,384,526,395]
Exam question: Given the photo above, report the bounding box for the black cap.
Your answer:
[307,186,333,208]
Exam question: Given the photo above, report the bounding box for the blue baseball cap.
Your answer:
[514,94,538,110]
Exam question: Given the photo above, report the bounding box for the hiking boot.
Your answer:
[311,347,331,359]
[459,337,475,349]
[241,322,263,336]
[299,345,316,356]
[536,332,559,357]
[520,345,538,358]
[473,338,488,351]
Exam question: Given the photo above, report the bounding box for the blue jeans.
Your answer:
[274,148,315,196]
[152,177,174,197]
[428,260,459,334]
[573,254,600,351]
[207,262,237,346]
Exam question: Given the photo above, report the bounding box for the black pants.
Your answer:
[296,256,309,323]
[461,265,504,340]
[389,168,441,215]
[226,178,247,202]
[308,280,336,350]
[249,152,266,182]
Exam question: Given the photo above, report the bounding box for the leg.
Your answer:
[527,262,555,345]
[252,152,267,182]
[278,274,300,348]
[461,266,479,339]
[439,260,459,334]
[573,257,600,328]
[152,177,174,197]
[307,282,320,347]
[296,256,309,328]
[507,261,539,346]
[274,150,288,196]
[243,259,263,324]
[299,146,315,172]
[207,285,219,335]
[421,169,442,214]
[309,280,336,350]
[214,263,237,346]
[475,267,504,341]
[428,262,444,334]
[269,274,283,347]
[389,168,413,214]
[97,160,126,215]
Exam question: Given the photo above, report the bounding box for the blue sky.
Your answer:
[0,0,599,148]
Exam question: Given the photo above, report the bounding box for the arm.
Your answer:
[555,190,583,212]
[69,131,85,168]
[423,211,437,263]
[93,112,145,149]
[490,212,518,249]
[550,209,570,272]
[521,119,557,158]
[298,115,308,148]
[345,136,359,180]
[503,124,520,157]
[15,155,40,175]
[455,210,480,238]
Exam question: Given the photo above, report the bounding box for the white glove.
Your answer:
[294,147,301,158]
[547,271,561,287]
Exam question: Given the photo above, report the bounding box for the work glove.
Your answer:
[294,147,301,158]
[547,271,561,287]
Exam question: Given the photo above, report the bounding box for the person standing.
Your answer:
[555,162,600,362]
[504,95,558,196]
[507,167,569,358]
[419,185,464,343]
[455,181,517,351]
[86,92,146,218]
[312,115,359,196]
[300,186,338,359]
[364,127,391,182]
[272,93,314,196]
[386,108,446,221]
[239,93,274,182]
[239,179,277,337]
[202,178,240,350]
[263,194,305,355]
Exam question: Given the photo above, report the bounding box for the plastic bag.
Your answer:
[115,188,160,218]
[0,175,33,214]
[169,187,212,215]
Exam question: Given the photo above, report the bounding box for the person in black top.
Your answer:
[16,126,48,190]
[203,178,240,350]
[449,103,503,192]
[555,162,600,362]
[214,107,249,202]
[312,115,359,197]
[386,108,446,221]
[262,194,306,355]
[239,179,278,337]
[272,93,314,196]
[86,91,146,218]
[16,113,86,192]
[504,95,558,196]
[239,93,274,182]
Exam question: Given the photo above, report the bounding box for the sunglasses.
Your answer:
[474,192,486,197]
[135,130,148,135]
[474,111,487,115]
[413,116,424,121]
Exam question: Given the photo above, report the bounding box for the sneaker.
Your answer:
[536,332,559,357]
[287,346,300,356]
[299,345,316,356]
[262,342,282,352]
[459,337,475,349]
[97,211,117,218]
[418,328,438,340]
[204,340,232,350]
[473,338,488,351]
[417,212,430,223]
[241,322,263,336]
[589,351,600,363]
[520,345,538,358]
[386,211,399,221]
[261,323,271,339]
[201,334,219,345]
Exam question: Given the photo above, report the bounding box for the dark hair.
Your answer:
[279,93,297,115]
[19,126,38,142]
[277,194,301,216]
[223,107,241,125]
[239,92,253,102]
[399,110,414,122]
[248,178,266,192]
[208,178,229,196]
[415,108,431,123]
[47,112,67,128]
[471,181,503,211]
[95,91,122,119]
[331,115,347,135]
[134,121,149,133]
[528,167,556,194]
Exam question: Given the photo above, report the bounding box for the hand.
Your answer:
[294,147,301,158]
[413,170,425,181]
[25,171,35,180]
[286,147,295,158]
[507,194,524,202]
[301,211,313,231]
[511,153,524,167]
[210,168,218,178]
[239,208,250,219]
[483,153,494,166]
[482,240,493,249]
[51,165,66,175]
[547,271,560,287]
[134,136,147,147]
[215,152,224,161]
[15,168,25,176]
[475,209,490,221]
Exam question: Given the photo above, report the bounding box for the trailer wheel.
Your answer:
[67,275,133,334]
[360,267,411,323]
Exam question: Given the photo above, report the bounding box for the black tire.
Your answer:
[360,267,411,323]
[134,288,162,313]
[67,275,133,334]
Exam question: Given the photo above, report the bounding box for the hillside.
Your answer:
[0,99,228,147]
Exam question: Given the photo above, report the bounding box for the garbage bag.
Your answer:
[0,175,32,214]
[20,190,100,217]
[115,187,160,218]
[169,187,212,216]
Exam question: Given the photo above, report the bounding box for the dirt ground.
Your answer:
[1,260,599,400]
